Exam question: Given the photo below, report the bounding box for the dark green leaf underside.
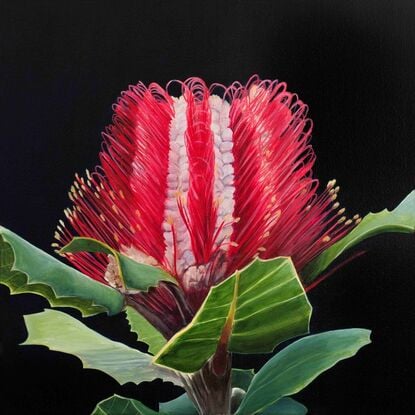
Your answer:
[159,369,258,415]
[154,257,312,373]
[158,391,307,415]
[261,398,307,415]
[0,227,123,317]
[232,369,307,414]
[232,368,255,391]
[159,394,197,415]
[303,191,415,283]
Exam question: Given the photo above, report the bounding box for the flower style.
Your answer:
[54,76,360,337]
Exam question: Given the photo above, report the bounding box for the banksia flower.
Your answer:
[54,76,359,337]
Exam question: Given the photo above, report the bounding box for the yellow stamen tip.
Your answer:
[327,179,337,189]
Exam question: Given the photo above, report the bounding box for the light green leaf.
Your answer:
[22,309,181,386]
[61,237,176,292]
[159,394,197,415]
[154,257,312,373]
[303,191,415,284]
[232,368,255,391]
[126,305,166,355]
[236,329,371,415]
[92,394,161,415]
[261,398,307,415]
[0,227,124,317]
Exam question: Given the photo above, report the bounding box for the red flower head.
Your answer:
[55,76,359,337]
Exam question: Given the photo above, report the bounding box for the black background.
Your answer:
[0,1,414,414]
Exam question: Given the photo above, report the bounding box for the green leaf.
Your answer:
[261,398,307,415]
[160,369,258,415]
[126,305,166,355]
[231,370,307,414]
[159,390,308,415]
[0,227,124,317]
[303,191,415,284]
[236,329,371,415]
[61,237,176,292]
[22,309,181,386]
[159,394,197,415]
[232,368,255,391]
[92,394,161,415]
[154,257,312,373]
[159,369,256,415]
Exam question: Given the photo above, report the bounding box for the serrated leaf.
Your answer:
[61,237,176,292]
[261,398,307,414]
[303,191,415,284]
[154,257,312,373]
[159,394,197,415]
[0,227,124,317]
[22,309,181,386]
[91,394,161,415]
[236,329,371,415]
[126,305,166,355]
